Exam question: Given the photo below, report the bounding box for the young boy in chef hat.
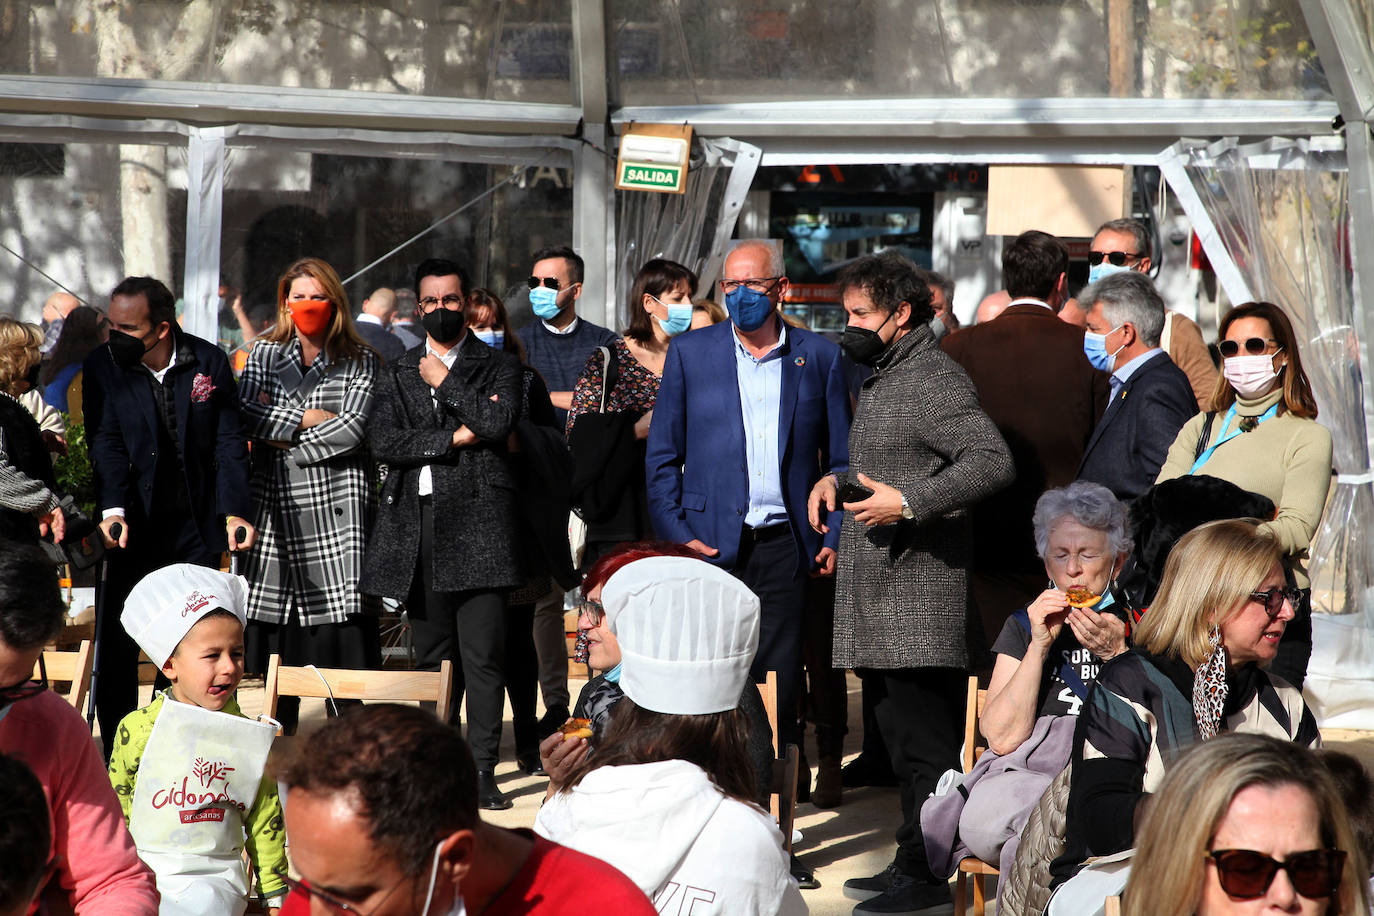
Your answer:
[109,564,287,916]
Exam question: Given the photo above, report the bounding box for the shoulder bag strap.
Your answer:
[1192,411,1217,463]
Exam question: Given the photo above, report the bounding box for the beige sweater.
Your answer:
[1157,388,1332,586]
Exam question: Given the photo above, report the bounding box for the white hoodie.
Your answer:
[534,759,807,916]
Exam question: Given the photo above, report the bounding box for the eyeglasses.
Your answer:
[576,597,604,627]
[1087,250,1143,266]
[418,295,464,312]
[1249,585,1303,617]
[1219,337,1281,358]
[275,869,411,914]
[719,277,782,295]
[1207,848,1344,900]
[0,655,47,704]
[527,276,564,291]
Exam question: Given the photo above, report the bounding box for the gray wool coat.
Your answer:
[359,333,525,598]
[832,324,1014,670]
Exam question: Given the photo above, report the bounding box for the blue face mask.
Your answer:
[651,295,694,337]
[1083,326,1124,372]
[472,328,504,349]
[724,285,776,333]
[1087,261,1132,286]
[530,286,562,321]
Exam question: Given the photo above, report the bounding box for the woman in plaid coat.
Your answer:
[238,258,382,713]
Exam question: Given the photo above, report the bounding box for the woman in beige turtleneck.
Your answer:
[1156,301,1331,686]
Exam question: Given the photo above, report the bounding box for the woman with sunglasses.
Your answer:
[1047,519,1319,908]
[1156,301,1330,687]
[1125,733,1367,915]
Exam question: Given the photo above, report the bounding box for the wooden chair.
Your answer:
[261,653,454,730]
[954,675,997,916]
[756,670,800,853]
[38,639,94,711]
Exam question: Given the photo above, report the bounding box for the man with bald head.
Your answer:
[356,287,406,362]
[646,239,851,760]
[40,290,80,353]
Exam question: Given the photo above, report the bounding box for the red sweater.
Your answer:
[281,832,654,915]
[0,690,158,914]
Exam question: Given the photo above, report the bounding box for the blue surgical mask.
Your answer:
[473,328,505,349]
[1087,262,1132,285]
[604,662,622,684]
[1083,326,1124,372]
[724,285,776,333]
[530,286,561,321]
[928,315,948,340]
[651,295,693,337]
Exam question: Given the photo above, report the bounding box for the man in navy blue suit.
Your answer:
[84,276,254,744]
[1077,270,1197,500]
[646,240,851,758]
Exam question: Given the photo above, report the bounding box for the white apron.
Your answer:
[129,699,279,916]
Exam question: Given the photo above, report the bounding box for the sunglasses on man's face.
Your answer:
[1207,848,1344,900]
[1087,250,1142,266]
[1219,337,1280,358]
[527,277,563,291]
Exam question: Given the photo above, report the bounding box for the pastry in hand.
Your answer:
[559,718,593,740]
[1065,585,1102,608]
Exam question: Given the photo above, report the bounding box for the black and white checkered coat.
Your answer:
[237,340,379,626]
[832,324,1014,670]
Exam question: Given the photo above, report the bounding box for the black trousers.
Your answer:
[734,526,807,755]
[408,500,507,771]
[504,600,541,757]
[801,573,848,760]
[94,517,217,746]
[861,666,967,882]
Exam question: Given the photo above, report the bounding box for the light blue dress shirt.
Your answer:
[734,324,789,528]
[1108,346,1164,404]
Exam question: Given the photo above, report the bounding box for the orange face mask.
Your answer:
[288,298,333,337]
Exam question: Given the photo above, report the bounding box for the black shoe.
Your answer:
[790,854,821,890]
[852,874,952,914]
[477,771,513,810]
[843,861,900,901]
[537,704,571,738]
[517,752,547,777]
[841,754,899,789]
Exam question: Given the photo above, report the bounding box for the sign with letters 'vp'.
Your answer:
[616,123,692,195]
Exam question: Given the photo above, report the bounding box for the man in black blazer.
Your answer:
[83,276,254,743]
[360,257,524,811]
[1077,271,1198,500]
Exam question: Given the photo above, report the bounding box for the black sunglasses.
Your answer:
[1208,848,1344,900]
[527,276,562,291]
[1249,585,1303,617]
[1219,337,1280,358]
[1087,250,1142,266]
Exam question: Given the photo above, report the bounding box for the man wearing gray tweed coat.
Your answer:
[810,252,1013,915]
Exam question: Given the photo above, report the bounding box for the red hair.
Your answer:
[581,540,704,596]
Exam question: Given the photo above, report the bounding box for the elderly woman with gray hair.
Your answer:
[921,480,1132,879]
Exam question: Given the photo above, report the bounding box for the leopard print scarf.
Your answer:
[1193,626,1229,739]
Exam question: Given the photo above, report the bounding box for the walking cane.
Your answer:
[85,520,122,731]
[230,525,247,576]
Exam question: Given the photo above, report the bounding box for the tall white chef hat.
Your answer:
[601,556,760,716]
[121,564,249,669]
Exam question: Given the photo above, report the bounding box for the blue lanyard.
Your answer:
[1190,403,1279,474]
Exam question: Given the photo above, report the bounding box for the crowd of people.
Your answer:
[0,215,1366,916]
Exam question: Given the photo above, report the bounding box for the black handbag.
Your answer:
[37,494,105,571]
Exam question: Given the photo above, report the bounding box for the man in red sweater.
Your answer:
[277,704,655,916]
[0,541,158,915]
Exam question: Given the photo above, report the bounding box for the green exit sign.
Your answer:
[617,161,685,193]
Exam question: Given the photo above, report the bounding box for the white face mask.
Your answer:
[420,841,466,916]
[1223,351,1283,399]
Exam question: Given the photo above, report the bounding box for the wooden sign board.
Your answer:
[616,123,692,194]
[986,165,1128,238]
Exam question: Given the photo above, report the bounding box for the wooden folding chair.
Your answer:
[38,639,94,712]
[756,670,800,853]
[954,675,998,916]
[261,653,454,731]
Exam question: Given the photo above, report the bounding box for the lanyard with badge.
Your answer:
[1189,403,1279,475]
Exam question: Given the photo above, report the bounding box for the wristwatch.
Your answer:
[900,494,914,520]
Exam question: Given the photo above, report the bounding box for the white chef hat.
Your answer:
[602,556,760,716]
[121,564,249,669]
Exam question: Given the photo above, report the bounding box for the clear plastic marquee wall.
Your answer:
[1,0,1373,723]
